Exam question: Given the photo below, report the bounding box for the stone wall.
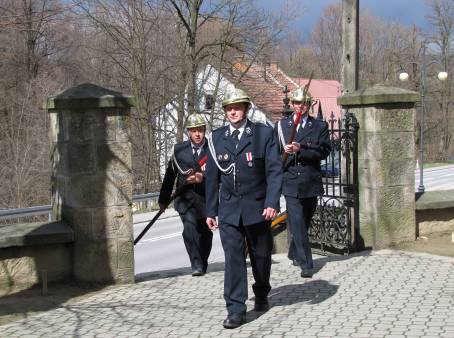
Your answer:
[0,221,73,289]
[416,189,454,236]
[0,244,71,290]
[417,208,454,236]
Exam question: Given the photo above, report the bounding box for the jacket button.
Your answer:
[236,169,240,173]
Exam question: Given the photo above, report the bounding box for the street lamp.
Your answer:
[398,43,448,193]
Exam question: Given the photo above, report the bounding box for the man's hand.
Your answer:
[262,207,277,221]
[194,172,203,183]
[206,217,218,230]
[186,172,203,184]
[284,142,301,154]
[159,203,166,213]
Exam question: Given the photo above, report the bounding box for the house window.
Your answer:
[204,94,214,111]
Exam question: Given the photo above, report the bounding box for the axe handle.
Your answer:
[133,181,191,245]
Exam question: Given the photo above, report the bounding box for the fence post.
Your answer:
[338,85,419,249]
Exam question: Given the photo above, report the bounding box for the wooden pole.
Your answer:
[341,0,359,94]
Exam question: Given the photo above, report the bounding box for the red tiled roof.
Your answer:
[222,63,297,122]
[222,62,341,123]
[293,78,342,123]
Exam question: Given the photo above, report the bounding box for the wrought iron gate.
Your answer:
[308,111,359,255]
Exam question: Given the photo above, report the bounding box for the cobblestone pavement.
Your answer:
[1,250,453,337]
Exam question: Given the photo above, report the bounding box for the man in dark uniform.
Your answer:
[276,87,331,278]
[205,88,282,329]
[158,113,213,276]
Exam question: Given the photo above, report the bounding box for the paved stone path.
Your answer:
[1,250,453,337]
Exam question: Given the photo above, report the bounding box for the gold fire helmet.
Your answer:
[185,113,206,129]
[222,87,251,108]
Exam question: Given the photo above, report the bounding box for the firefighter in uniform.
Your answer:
[205,88,282,329]
[276,87,331,278]
[158,113,213,276]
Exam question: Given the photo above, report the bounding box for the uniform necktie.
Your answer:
[193,146,199,160]
[231,129,240,148]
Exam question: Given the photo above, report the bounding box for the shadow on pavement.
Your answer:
[247,279,339,322]
[135,261,226,282]
[245,250,372,323]
[312,249,372,272]
[136,256,289,283]
[0,281,107,326]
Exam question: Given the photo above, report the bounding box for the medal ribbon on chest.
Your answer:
[198,154,208,172]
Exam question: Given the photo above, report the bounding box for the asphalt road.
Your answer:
[133,213,224,276]
[322,164,454,195]
[416,164,454,191]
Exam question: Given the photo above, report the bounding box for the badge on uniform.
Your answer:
[224,129,229,137]
[245,126,252,135]
[245,152,253,167]
[217,154,223,161]
[287,120,293,127]
[223,153,230,161]
[308,121,312,128]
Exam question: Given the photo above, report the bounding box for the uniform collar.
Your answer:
[229,119,247,139]
[191,138,206,150]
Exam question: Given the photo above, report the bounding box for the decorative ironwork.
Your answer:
[282,85,293,117]
[308,110,359,254]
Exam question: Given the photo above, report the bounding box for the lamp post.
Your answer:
[398,43,448,193]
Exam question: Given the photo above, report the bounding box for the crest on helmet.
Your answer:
[290,87,312,103]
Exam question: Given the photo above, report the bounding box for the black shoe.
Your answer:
[300,268,314,278]
[192,268,204,277]
[254,299,270,312]
[223,312,246,329]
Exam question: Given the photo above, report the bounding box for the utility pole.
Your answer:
[341,0,359,94]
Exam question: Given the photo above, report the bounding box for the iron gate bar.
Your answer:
[309,110,359,255]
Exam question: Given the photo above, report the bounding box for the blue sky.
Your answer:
[258,0,433,40]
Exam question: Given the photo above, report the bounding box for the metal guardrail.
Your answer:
[0,205,53,221]
[132,192,159,203]
[0,192,160,222]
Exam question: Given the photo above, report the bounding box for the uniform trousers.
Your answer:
[219,218,273,315]
[180,207,213,272]
[286,196,317,270]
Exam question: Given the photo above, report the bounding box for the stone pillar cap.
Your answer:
[337,84,420,107]
[46,83,136,110]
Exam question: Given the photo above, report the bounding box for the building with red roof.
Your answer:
[216,60,342,124]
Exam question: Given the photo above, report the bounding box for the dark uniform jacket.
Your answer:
[277,114,331,198]
[158,139,208,216]
[205,120,282,226]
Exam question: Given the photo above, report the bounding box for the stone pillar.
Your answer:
[338,85,419,249]
[46,83,135,284]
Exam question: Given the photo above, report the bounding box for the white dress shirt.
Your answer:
[191,140,205,156]
[229,119,248,140]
